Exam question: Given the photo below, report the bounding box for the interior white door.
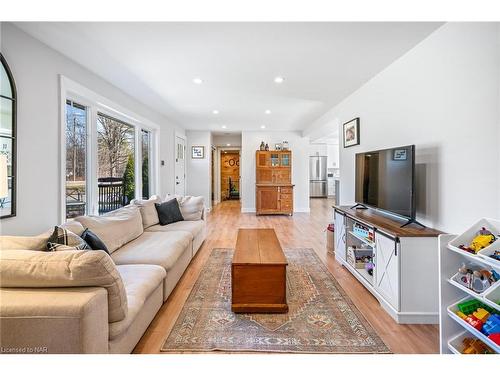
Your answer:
[174,136,186,196]
[375,232,400,310]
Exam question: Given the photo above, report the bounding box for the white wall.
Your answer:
[212,133,242,147]
[305,23,500,233]
[327,144,339,168]
[186,131,212,210]
[308,143,328,156]
[241,131,310,213]
[0,23,184,235]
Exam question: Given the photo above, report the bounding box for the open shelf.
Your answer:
[348,230,375,247]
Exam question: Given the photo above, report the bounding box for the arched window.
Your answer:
[0,54,16,218]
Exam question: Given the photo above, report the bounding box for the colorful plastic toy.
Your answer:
[461,337,495,354]
[458,299,484,315]
[459,227,496,254]
[473,308,490,323]
[488,332,500,345]
[482,314,500,336]
[456,311,467,320]
[465,315,484,330]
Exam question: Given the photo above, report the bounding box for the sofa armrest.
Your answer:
[0,287,109,353]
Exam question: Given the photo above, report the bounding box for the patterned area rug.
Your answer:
[162,248,390,353]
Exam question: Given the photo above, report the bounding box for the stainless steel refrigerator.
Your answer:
[309,156,328,197]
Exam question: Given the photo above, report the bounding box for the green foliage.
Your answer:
[142,155,149,199]
[123,154,135,203]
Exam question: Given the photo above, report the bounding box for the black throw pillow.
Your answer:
[81,228,109,254]
[155,199,184,226]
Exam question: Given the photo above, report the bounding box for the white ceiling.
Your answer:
[15,22,442,132]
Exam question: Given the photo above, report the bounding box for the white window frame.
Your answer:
[59,75,160,222]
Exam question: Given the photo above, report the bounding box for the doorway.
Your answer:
[174,135,186,196]
[220,150,240,201]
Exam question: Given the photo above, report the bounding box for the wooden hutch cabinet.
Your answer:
[255,150,294,215]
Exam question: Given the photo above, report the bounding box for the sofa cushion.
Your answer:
[75,205,143,254]
[165,194,204,221]
[60,220,86,236]
[109,264,166,339]
[0,249,127,323]
[155,199,184,226]
[110,231,191,271]
[145,220,204,240]
[0,230,52,251]
[131,195,161,229]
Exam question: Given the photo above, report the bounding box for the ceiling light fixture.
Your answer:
[265,109,272,114]
[260,125,266,129]
[212,110,219,115]
[226,143,231,146]
[192,78,203,84]
[221,125,227,129]
[274,76,285,84]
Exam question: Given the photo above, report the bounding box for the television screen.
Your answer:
[355,145,415,219]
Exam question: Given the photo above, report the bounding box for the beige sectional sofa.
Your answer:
[0,195,206,354]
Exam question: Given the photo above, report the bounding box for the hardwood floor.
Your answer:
[133,199,439,354]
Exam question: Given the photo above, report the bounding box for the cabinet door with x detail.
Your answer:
[375,231,400,311]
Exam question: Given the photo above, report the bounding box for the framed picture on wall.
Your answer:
[192,146,205,159]
[343,118,360,148]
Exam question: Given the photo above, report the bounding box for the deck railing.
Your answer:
[98,177,125,214]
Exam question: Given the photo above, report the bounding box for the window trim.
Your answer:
[0,53,17,219]
[59,75,160,221]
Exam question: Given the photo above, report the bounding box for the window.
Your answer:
[61,77,159,220]
[141,129,151,199]
[65,100,88,218]
[97,113,135,214]
[0,54,16,218]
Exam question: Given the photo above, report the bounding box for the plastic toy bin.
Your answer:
[447,297,500,353]
[485,283,500,309]
[448,218,500,259]
[448,261,500,298]
[447,330,495,354]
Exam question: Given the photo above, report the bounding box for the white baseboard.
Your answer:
[241,207,256,213]
[294,207,310,213]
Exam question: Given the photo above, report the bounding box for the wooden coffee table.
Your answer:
[231,228,288,313]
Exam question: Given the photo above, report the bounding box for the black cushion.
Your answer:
[81,228,109,254]
[155,199,184,226]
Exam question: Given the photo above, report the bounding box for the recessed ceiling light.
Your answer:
[226,143,231,146]
[221,125,227,129]
[260,125,266,129]
[212,109,219,115]
[274,76,285,84]
[265,109,271,115]
[192,78,203,84]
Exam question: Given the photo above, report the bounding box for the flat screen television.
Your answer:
[355,145,415,220]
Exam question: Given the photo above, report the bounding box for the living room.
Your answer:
[1,1,500,372]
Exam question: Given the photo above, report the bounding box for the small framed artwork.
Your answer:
[275,143,282,151]
[393,149,407,161]
[191,146,205,159]
[343,118,360,148]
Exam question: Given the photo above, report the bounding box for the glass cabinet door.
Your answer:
[270,153,280,167]
[280,153,290,167]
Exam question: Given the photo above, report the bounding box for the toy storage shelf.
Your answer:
[439,226,500,354]
[447,296,500,353]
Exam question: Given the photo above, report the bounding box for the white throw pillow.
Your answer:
[75,205,143,253]
[131,195,161,229]
[165,194,204,221]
